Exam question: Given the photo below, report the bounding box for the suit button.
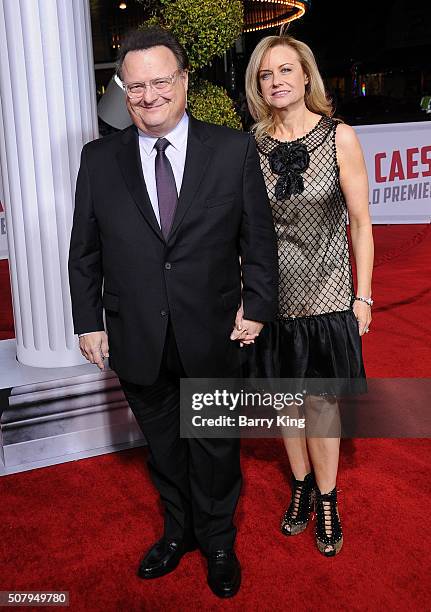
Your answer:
[160,309,168,317]
[164,262,172,270]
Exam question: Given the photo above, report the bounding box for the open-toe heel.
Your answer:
[315,486,343,556]
[280,472,315,536]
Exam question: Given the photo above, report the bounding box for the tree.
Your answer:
[137,0,244,128]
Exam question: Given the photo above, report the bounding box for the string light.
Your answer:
[243,0,310,33]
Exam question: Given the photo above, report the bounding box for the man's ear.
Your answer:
[181,69,189,90]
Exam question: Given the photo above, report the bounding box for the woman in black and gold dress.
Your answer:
[241,35,374,556]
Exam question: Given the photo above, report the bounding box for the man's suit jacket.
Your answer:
[68,116,278,385]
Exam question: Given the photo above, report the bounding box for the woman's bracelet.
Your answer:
[354,296,373,307]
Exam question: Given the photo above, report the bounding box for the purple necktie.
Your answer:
[154,138,178,239]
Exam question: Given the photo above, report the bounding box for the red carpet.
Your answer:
[1,225,430,610]
[361,224,431,377]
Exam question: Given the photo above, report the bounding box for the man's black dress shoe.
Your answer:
[137,537,196,579]
[207,550,241,598]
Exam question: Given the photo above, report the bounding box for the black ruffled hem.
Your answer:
[243,309,367,395]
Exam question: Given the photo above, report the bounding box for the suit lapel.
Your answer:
[168,116,213,241]
[116,126,164,242]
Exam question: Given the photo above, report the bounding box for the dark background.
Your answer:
[90,0,431,126]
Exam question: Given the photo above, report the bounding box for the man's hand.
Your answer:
[79,331,109,370]
[230,304,263,347]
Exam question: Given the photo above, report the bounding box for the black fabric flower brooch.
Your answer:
[268,141,310,199]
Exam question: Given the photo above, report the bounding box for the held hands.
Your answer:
[230,303,263,347]
[353,300,372,336]
[79,331,109,370]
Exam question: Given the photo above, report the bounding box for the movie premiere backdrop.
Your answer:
[0,121,430,261]
[356,121,431,224]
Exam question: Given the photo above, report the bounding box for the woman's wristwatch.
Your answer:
[354,295,373,307]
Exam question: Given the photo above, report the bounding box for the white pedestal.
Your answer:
[0,339,145,475]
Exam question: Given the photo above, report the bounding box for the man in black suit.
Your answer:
[68,27,277,598]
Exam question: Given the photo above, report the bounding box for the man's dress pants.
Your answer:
[119,320,242,555]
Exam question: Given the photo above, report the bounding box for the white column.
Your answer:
[0,0,99,367]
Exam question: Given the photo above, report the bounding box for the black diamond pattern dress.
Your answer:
[248,115,366,391]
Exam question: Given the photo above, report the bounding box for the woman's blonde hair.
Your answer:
[245,35,333,141]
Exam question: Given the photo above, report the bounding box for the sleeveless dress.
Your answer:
[248,115,366,393]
